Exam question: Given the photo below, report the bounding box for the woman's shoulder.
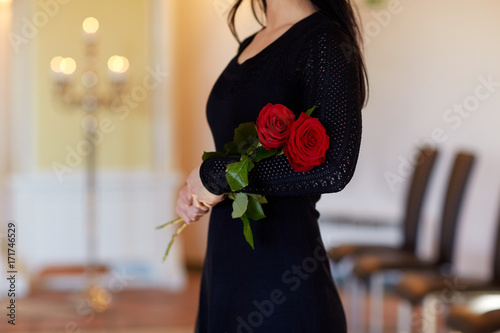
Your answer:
[291,13,360,75]
[293,12,357,66]
[302,12,352,46]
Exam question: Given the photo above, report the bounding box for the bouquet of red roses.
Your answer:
[157,103,329,261]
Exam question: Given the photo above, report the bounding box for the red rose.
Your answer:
[256,103,295,151]
[283,112,330,172]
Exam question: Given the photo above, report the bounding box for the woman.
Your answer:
[177,0,367,331]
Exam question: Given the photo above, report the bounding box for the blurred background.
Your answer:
[0,0,499,332]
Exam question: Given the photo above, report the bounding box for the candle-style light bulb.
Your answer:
[51,56,76,83]
[82,17,99,43]
[60,57,76,75]
[50,56,64,73]
[107,55,129,73]
[50,56,65,83]
[107,55,129,83]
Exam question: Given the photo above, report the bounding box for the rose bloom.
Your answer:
[256,103,295,150]
[283,112,330,172]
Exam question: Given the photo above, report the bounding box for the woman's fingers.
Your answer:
[176,168,223,225]
[181,206,206,223]
[193,202,209,214]
[176,204,191,223]
[176,186,210,224]
[179,186,193,206]
[176,204,198,223]
[177,186,195,223]
[191,195,211,212]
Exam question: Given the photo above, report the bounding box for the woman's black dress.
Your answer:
[196,10,362,333]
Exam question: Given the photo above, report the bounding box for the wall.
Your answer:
[0,0,11,219]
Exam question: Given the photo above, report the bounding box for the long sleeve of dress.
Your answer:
[200,24,363,196]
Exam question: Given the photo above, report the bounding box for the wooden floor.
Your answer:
[0,269,428,333]
[0,271,203,333]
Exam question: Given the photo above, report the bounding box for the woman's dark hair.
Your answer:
[227,0,368,106]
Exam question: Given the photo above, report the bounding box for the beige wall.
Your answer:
[0,1,11,175]
[0,0,12,222]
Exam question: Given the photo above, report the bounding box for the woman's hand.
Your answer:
[175,185,209,223]
[186,166,225,209]
[175,166,225,224]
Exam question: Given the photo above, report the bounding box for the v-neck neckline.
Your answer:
[235,11,322,68]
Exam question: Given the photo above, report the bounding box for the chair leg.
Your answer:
[438,299,455,333]
[421,294,440,333]
[349,276,359,333]
[333,258,354,291]
[349,276,366,333]
[397,299,412,333]
[334,258,354,322]
[369,272,385,333]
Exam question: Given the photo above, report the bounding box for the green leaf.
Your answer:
[227,193,237,200]
[234,122,258,152]
[224,141,239,155]
[225,155,255,192]
[231,193,249,218]
[246,138,260,154]
[202,151,227,161]
[306,105,318,116]
[247,193,268,204]
[252,147,278,162]
[247,158,255,173]
[241,214,254,249]
[246,195,266,221]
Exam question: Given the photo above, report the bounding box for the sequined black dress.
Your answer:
[196,11,362,333]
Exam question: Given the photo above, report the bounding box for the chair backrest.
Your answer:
[401,147,439,253]
[436,151,475,266]
[493,202,500,285]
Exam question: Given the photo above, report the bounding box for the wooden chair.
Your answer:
[327,147,438,264]
[396,193,500,332]
[351,151,475,333]
[326,147,438,333]
[447,306,500,333]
